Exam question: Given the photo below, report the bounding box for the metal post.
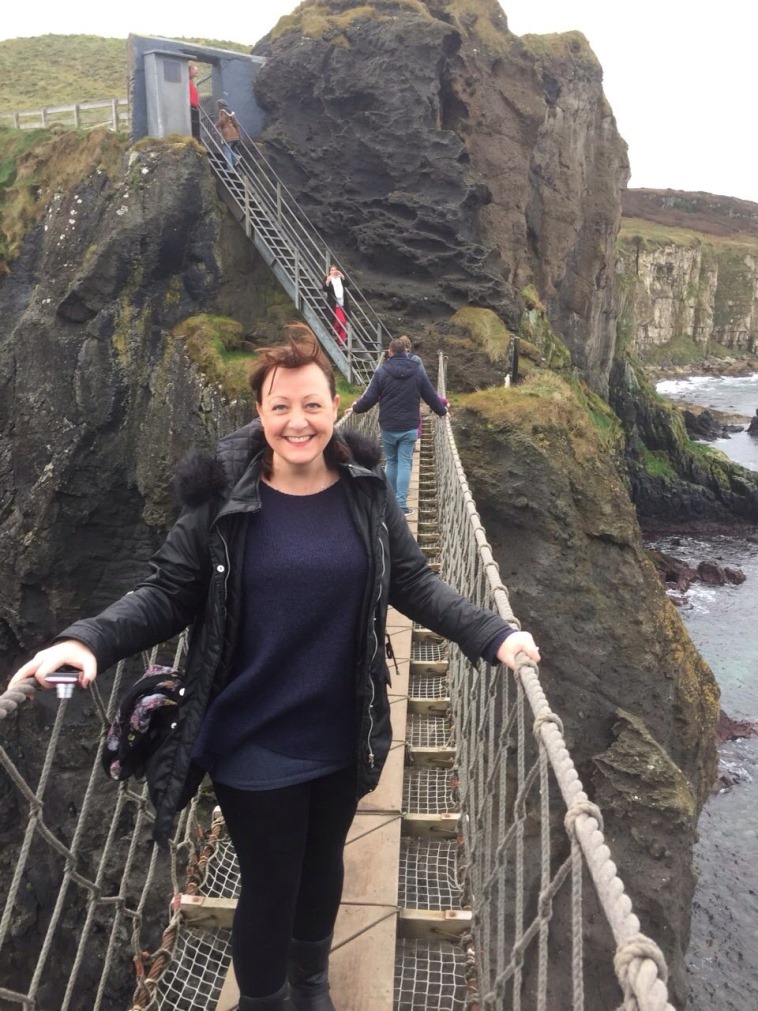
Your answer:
[73,104,81,129]
[325,249,331,275]
[294,249,300,310]
[347,323,354,385]
[511,336,520,385]
[243,176,252,240]
[276,182,282,225]
[111,98,118,131]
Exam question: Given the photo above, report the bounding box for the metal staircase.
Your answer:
[199,110,389,386]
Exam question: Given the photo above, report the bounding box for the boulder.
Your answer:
[254,0,629,395]
[697,560,728,585]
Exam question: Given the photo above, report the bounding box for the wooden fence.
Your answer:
[0,98,129,132]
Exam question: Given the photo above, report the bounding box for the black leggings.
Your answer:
[213,765,358,998]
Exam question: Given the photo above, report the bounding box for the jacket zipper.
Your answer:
[366,526,388,768]
[220,531,232,599]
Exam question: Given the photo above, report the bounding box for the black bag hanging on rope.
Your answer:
[101,664,184,783]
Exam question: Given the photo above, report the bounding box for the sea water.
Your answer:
[654,374,758,1010]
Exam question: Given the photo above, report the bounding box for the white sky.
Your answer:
[1,0,755,203]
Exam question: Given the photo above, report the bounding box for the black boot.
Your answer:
[238,982,291,1009]
[287,934,336,1010]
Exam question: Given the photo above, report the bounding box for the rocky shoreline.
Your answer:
[644,354,758,384]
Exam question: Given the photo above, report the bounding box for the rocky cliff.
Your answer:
[0,3,733,1007]
[617,188,758,363]
[253,0,629,396]
[0,133,257,669]
[452,377,717,1004]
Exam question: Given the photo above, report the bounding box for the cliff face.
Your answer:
[617,189,758,360]
[0,135,252,670]
[253,0,629,395]
[453,380,718,1004]
[0,7,727,1007]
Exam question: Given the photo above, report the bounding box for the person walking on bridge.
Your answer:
[8,326,539,1011]
[345,337,448,515]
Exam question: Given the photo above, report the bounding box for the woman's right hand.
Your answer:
[7,641,98,692]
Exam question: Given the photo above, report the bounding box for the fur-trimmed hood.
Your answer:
[173,420,382,509]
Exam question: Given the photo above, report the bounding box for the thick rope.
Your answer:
[434,350,675,1011]
[0,680,36,718]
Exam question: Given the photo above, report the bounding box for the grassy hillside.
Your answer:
[0,34,252,112]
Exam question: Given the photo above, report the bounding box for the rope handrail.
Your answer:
[433,351,674,1010]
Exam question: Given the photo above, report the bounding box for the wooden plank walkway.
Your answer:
[216,446,422,1010]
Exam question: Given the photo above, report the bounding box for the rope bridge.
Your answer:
[0,363,674,1010]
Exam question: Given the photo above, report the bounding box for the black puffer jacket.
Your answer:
[61,423,510,843]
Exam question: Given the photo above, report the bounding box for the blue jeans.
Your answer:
[380,428,417,509]
[223,141,240,169]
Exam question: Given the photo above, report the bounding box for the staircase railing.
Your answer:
[199,109,389,386]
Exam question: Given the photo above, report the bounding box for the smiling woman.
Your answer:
[8,323,538,1009]
[251,331,342,495]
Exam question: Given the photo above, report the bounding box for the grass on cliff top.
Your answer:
[619,217,758,253]
[454,370,622,458]
[451,306,514,363]
[0,126,126,274]
[174,316,254,404]
[174,315,359,407]
[270,0,428,44]
[0,35,251,112]
[518,30,600,71]
[642,334,749,368]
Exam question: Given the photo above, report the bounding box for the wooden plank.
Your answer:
[407,745,456,769]
[215,964,239,1011]
[408,697,450,717]
[410,659,448,675]
[397,908,472,940]
[179,894,235,928]
[343,812,402,906]
[331,904,397,1011]
[402,812,460,838]
[411,626,444,642]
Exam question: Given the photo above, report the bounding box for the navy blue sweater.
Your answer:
[352,353,448,432]
[192,479,368,770]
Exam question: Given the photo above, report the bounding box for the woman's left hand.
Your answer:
[496,631,540,670]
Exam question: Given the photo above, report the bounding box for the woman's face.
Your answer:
[256,363,339,475]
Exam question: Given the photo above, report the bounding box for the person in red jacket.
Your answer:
[188,64,200,139]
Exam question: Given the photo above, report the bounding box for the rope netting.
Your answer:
[432,353,675,1011]
[0,636,207,1011]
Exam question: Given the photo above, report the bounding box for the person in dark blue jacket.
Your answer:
[346,338,448,515]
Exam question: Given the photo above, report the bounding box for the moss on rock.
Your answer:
[594,709,697,823]
[172,315,253,403]
[450,306,514,364]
